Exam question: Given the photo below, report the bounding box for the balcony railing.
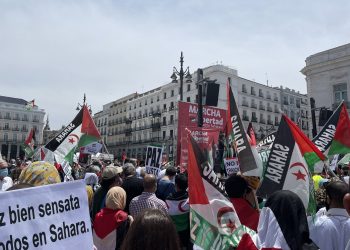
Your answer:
[251,117,258,123]
[251,103,257,109]
[259,105,265,111]
[243,116,249,121]
[242,101,249,107]
[267,107,273,112]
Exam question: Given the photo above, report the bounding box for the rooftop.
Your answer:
[0,95,28,105]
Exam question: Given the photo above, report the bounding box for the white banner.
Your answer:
[145,146,163,176]
[224,158,240,176]
[0,181,93,250]
[329,154,339,171]
[81,142,102,155]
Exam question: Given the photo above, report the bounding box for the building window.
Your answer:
[251,87,256,95]
[145,99,147,105]
[163,117,166,126]
[170,130,174,138]
[283,96,288,105]
[259,89,264,98]
[163,104,167,111]
[170,115,174,124]
[334,83,347,104]
[163,131,166,139]
[274,93,278,102]
[290,97,294,104]
[171,90,174,97]
[157,96,160,102]
[151,98,153,104]
[187,84,191,92]
[187,97,191,102]
[242,84,247,93]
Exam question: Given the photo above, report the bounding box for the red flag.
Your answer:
[25,128,35,145]
[247,122,257,146]
[82,105,101,138]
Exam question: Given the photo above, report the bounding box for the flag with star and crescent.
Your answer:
[44,105,101,166]
[257,114,326,215]
[187,132,255,249]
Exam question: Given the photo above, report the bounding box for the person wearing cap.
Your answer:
[0,156,13,191]
[92,164,123,220]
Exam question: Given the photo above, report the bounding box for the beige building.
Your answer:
[0,96,45,159]
[301,43,350,136]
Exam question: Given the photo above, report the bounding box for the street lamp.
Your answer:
[171,52,192,101]
[76,93,92,114]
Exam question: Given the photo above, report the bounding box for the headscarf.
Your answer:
[258,190,314,250]
[105,186,126,210]
[18,161,61,186]
[84,173,99,186]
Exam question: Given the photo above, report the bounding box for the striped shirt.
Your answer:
[129,192,168,218]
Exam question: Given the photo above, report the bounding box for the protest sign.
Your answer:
[81,142,102,155]
[0,181,93,250]
[224,158,240,175]
[145,146,163,176]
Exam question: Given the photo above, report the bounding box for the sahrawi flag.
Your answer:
[328,102,350,156]
[22,128,36,157]
[188,133,255,249]
[312,101,350,155]
[225,79,263,178]
[44,105,101,165]
[257,114,326,214]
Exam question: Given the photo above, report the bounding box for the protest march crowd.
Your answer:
[1,85,350,250]
[1,152,350,250]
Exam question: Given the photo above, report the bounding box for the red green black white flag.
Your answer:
[257,114,326,214]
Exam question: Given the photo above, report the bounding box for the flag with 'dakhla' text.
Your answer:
[257,114,326,215]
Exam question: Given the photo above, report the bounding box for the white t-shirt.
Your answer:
[0,176,13,191]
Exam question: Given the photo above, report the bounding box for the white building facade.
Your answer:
[301,43,350,136]
[95,64,309,161]
[0,96,45,159]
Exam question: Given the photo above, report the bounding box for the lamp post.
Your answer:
[170,52,192,101]
[76,93,92,114]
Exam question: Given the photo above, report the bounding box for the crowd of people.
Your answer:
[1,154,350,250]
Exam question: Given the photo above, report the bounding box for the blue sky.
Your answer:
[1,0,350,129]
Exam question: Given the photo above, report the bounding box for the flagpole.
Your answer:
[101,140,114,163]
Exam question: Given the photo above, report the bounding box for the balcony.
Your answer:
[243,115,249,121]
[274,109,280,113]
[283,101,289,105]
[259,93,264,98]
[13,117,20,121]
[126,118,132,124]
[266,95,271,100]
[242,101,249,107]
[242,88,247,93]
[251,91,256,96]
[152,112,161,117]
[251,103,257,109]
[169,106,175,112]
[125,128,132,136]
[267,107,273,112]
[275,121,279,126]
[260,119,266,124]
[259,105,265,111]
[33,119,39,122]
[3,127,10,131]
[21,128,28,132]
[152,122,161,131]
[274,97,279,102]
[168,120,175,125]
[12,128,20,132]
[333,101,350,110]
[22,118,29,121]
[4,116,11,120]
[267,120,273,125]
[251,117,258,123]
